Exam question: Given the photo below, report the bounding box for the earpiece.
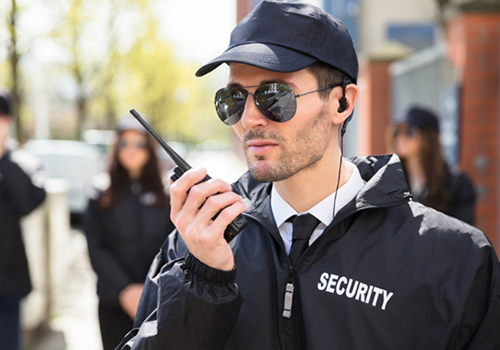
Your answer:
[338,78,351,137]
[338,97,347,113]
[337,78,348,113]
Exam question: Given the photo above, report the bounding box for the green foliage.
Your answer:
[92,2,228,144]
[60,0,230,143]
[0,0,231,143]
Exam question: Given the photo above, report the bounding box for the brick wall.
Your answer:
[237,0,253,23]
[357,61,392,156]
[448,12,500,251]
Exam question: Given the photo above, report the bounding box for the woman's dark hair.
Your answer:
[99,131,168,209]
[399,127,454,214]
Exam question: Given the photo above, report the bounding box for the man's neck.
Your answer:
[273,150,353,213]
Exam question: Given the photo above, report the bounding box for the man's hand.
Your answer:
[119,283,144,320]
[170,167,247,271]
[0,117,9,157]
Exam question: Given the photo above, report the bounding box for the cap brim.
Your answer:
[196,43,317,77]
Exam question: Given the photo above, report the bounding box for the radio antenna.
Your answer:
[129,108,191,172]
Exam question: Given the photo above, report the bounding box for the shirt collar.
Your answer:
[271,161,365,228]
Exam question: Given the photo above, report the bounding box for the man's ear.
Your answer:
[332,83,358,127]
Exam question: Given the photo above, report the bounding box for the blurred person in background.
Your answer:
[0,91,46,350]
[391,105,476,225]
[83,117,175,350]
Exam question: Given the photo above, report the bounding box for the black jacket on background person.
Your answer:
[117,155,500,350]
[412,165,476,226]
[83,176,176,305]
[0,151,46,297]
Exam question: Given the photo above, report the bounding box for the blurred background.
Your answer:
[0,0,498,349]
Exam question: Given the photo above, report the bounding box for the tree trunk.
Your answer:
[8,0,23,143]
[75,92,87,140]
[105,93,116,129]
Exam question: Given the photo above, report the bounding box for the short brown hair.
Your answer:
[307,61,348,100]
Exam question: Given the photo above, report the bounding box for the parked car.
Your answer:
[23,140,104,224]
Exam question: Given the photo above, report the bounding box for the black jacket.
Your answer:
[117,155,500,350]
[83,177,176,305]
[412,165,476,226]
[0,151,46,297]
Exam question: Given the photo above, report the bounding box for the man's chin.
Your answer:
[248,161,292,183]
[249,161,273,182]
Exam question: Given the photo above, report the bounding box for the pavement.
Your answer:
[29,231,103,350]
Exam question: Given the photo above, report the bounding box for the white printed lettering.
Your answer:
[371,287,384,308]
[355,283,368,303]
[336,276,347,296]
[345,279,359,298]
[381,291,394,310]
[316,272,394,311]
[317,273,329,291]
[365,285,374,304]
[326,274,339,293]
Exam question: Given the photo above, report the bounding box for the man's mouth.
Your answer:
[246,140,279,156]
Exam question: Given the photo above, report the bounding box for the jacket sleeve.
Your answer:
[117,251,243,350]
[83,198,133,303]
[461,244,500,349]
[450,172,476,226]
[0,152,46,216]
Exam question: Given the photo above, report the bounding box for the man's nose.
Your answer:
[240,94,269,130]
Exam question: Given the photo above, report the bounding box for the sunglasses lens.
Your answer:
[255,84,296,122]
[118,140,148,149]
[215,88,246,125]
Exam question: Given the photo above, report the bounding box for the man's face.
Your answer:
[228,63,336,182]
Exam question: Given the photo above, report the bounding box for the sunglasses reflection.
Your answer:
[215,83,299,125]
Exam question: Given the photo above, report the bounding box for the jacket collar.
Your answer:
[232,154,411,234]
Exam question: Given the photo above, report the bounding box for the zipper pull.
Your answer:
[283,267,296,318]
[282,283,294,318]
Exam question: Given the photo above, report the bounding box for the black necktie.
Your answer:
[288,213,320,267]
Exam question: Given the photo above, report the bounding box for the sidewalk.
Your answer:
[31,231,103,350]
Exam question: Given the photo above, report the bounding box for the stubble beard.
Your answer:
[242,108,331,182]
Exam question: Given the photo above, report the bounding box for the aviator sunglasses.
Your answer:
[214,82,342,125]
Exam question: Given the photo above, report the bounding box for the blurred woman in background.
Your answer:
[390,105,476,225]
[84,118,175,350]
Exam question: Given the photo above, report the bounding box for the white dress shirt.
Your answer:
[271,162,365,254]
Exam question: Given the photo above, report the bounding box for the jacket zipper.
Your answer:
[282,266,296,318]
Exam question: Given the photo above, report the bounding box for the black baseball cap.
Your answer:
[399,106,440,132]
[196,0,358,83]
[0,91,12,118]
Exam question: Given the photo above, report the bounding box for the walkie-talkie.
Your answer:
[129,108,247,243]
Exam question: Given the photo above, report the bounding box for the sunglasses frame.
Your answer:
[214,82,342,126]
